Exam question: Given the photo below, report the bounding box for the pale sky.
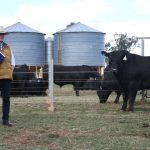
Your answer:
[1,0,150,54]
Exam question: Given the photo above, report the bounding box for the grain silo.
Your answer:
[53,22,105,66]
[4,22,46,66]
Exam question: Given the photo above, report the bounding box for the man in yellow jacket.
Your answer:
[0,26,15,127]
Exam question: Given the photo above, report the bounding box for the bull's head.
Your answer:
[101,50,129,73]
[97,88,111,103]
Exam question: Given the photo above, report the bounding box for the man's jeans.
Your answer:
[0,79,11,121]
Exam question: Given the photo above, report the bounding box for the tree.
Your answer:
[105,33,138,52]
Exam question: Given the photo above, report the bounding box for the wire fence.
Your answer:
[11,70,100,96]
[9,67,150,100]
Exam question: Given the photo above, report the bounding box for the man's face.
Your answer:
[0,34,4,42]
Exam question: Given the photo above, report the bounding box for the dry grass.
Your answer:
[0,87,149,150]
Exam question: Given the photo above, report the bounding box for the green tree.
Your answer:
[105,33,138,52]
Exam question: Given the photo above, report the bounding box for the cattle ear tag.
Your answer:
[123,55,127,61]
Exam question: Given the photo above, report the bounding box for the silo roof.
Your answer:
[56,22,105,34]
[5,22,45,34]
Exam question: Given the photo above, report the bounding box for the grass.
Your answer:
[0,87,150,150]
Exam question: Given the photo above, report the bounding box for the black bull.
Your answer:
[45,65,102,96]
[102,50,150,111]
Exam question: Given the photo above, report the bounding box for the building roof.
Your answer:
[5,22,45,34]
[55,22,105,34]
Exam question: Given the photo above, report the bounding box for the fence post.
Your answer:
[48,59,53,100]
[46,37,55,111]
[141,39,146,101]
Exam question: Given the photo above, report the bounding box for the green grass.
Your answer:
[0,88,150,150]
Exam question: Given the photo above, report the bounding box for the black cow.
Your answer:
[97,65,122,103]
[102,50,150,111]
[12,64,47,96]
[53,65,101,96]
[11,64,33,96]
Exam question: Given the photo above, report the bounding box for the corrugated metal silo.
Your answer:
[53,22,105,66]
[4,22,46,66]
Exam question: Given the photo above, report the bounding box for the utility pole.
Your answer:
[138,37,150,100]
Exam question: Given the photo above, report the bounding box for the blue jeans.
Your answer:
[0,79,11,121]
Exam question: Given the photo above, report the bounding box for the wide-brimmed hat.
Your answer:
[0,26,8,35]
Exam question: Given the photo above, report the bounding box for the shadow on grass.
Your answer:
[135,107,150,112]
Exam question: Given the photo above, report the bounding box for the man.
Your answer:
[0,25,15,127]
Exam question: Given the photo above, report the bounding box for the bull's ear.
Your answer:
[101,51,109,57]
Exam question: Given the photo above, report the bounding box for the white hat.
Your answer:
[0,26,8,34]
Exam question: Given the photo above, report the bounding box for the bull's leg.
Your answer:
[20,81,26,97]
[127,90,137,111]
[74,86,80,96]
[75,90,80,96]
[114,91,121,103]
[128,81,140,111]
[24,81,29,97]
[121,91,128,111]
[74,81,83,96]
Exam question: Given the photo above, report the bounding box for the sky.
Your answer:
[1,0,150,55]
